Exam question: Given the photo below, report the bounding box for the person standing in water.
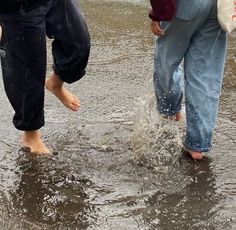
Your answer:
[0,0,90,154]
[149,0,226,160]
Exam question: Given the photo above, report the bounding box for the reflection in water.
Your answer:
[143,158,219,229]
[11,155,96,229]
[0,0,235,229]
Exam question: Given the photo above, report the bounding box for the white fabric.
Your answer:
[218,0,236,33]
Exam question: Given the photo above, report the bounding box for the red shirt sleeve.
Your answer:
[149,0,176,21]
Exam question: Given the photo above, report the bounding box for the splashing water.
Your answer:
[132,93,185,172]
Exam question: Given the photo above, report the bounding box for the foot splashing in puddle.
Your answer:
[132,93,184,172]
[0,0,235,228]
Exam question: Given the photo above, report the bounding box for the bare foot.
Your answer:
[162,112,184,122]
[182,146,203,160]
[21,131,51,155]
[46,73,80,111]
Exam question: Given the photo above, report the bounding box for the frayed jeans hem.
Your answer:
[183,141,211,153]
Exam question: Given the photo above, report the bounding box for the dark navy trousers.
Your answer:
[0,0,90,131]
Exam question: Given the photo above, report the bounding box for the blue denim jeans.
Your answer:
[153,0,226,152]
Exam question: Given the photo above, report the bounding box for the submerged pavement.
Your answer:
[0,0,235,229]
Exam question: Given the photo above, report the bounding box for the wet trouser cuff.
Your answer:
[53,64,86,84]
[157,107,182,117]
[182,141,212,153]
[13,118,45,131]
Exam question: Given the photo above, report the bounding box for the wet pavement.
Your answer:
[0,0,235,229]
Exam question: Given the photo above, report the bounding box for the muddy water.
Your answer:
[0,0,235,229]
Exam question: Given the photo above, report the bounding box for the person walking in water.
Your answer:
[0,0,90,154]
[149,0,226,160]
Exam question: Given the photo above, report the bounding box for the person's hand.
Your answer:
[150,20,164,36]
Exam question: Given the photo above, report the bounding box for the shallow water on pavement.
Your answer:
[0,0,235,229]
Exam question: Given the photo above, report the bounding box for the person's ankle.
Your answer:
[175,112,184,121]
[21,130,51,154]
[182,146,203,160]
[23,130,40,141]
[46,72,63,90]
[162,112,184,122]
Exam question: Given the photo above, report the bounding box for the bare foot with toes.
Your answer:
[46,73,80,111]
[21,131,51,155]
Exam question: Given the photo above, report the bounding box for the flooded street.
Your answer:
[0,0,235,229]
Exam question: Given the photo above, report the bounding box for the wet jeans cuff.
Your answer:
[157,105,182,117]
[182,141,212,153]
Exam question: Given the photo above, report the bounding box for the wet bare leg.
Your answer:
[45,73,80,111]
[182,146,203,160]
[21,130,51,154]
